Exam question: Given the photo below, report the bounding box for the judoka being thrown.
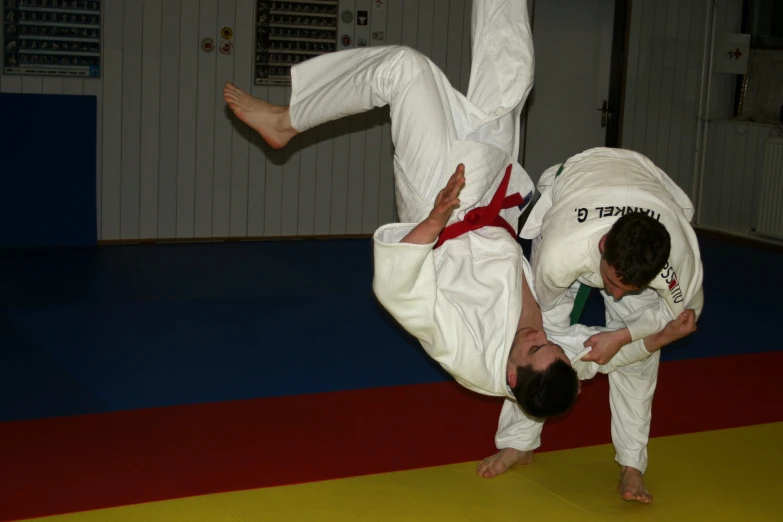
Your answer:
[224,0,692,504]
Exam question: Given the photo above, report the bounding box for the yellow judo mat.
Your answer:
[30,422,782,521]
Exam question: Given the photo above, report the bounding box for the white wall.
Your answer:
[621,0,726,200]
[0,0,476,241]
[4,0,764,241]
[699,120,779,235]
[620,0,780,239]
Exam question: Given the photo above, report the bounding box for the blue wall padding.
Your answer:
[0,93,97,248]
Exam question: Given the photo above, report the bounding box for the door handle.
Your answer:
[597,100,613,128]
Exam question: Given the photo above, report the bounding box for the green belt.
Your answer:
[552,161,590,325]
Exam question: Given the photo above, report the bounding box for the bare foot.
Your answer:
[476,448,533,478]
[618,466,653,504]
[222,82,297,148]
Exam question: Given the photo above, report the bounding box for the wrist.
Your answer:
[615,328,632,346]
[644,329,668,353]
[401,217,446,245]
[423,216,446,234]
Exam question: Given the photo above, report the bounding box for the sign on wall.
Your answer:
[2,0,101,78]
[254,0,339,86]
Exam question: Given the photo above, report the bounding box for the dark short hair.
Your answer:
[603,211,671,288]
[511,360,579,418]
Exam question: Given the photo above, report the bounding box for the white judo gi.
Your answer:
[497,147,706,473]
[286,0,657,466]
[288,0,538,398]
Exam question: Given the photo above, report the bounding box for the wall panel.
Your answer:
[194,0,219,238]
[139,0,163,239]
[157,0,182,239]
[621,0,748,213]
[0,0,501,241]
[699,121,778,235]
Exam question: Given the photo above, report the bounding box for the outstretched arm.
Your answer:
[579,253,703,365]
[547,309,697,372]
[400,164,466,245]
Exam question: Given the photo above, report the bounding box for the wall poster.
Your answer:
[254,0,338,86]
[3,0,101,78]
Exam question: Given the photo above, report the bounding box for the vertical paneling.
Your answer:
[741,126,762,230]
[157,0,181,238]
[263,87,285,235]
[312,110,335,235]
[710,0,743,119]
[120,0,144,239]
[2,0,479,241]
[281,87,301,236]
[445,0,464,84]
[62,78,84,95]
[627,0,655,152]
[360,0,388,234]
[621,0,747,204]
[0,76,22,92]
[665,0,695,187]
[229,0,254,237]
[329,0,356,235]
[417,0,435,58]
[642,0,667,159]
[176,0,200,238]
[401,0,418,48]
[430,0,449,72]
[675,0,706,197]
[83,76,102,236]
[194,0,218,238]
[101,0,124,240]
[211,0,237,237]
[297,120,318,235]
[139,0,163,239]
[345,0,371,234]
[21,75,43,93]
[42,77,64,94]
[700,121,775,235]
[377,0,404,226]
[459,0,472,95]
[727,123,746,230]
[718,120,737,229]
[621,0,643,150]
[246,83,269,237]
[653,0,679,172]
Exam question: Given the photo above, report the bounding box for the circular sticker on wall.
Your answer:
[221,27,233,40]
[220,40,233,55]
[201,37,215,53]
[341,10,353,23]
[341,34,352,47]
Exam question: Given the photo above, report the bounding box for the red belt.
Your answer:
[434,164,523,249]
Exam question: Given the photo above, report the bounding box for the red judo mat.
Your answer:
[1,351,781,521]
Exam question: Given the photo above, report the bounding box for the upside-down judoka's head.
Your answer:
[599,212,671,300]
[506,327,580,418]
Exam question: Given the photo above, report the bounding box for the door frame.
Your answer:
[519,0,630,165]
[606,0,631,148]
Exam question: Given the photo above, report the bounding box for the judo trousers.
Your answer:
[287,0,535,224]
[496,232,661,474]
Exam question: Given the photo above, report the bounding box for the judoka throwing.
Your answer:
[489,147,705,503]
